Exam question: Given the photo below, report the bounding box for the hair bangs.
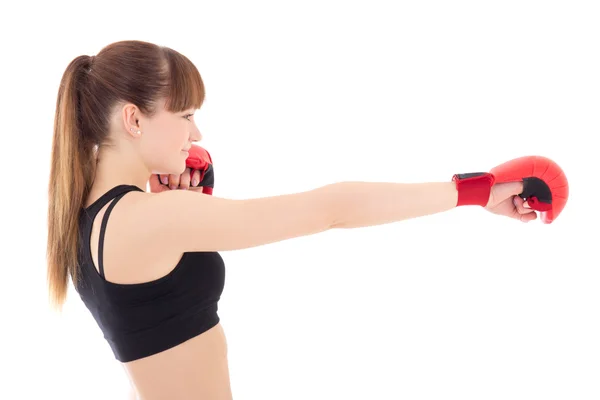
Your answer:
[162,48,205,113]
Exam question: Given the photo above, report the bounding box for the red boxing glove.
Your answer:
[186,145,214,195]
[452,155,569,224]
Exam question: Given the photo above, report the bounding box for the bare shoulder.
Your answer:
[124,185,338,254]
[96,185,335,284]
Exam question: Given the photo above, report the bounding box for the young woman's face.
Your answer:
[139,98,202,175]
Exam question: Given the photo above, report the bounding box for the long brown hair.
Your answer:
[47,40,205,310]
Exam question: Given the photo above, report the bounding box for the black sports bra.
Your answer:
[75,184,226,362]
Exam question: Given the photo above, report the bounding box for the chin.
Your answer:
[176,163,187,174]
[151,161,186,176]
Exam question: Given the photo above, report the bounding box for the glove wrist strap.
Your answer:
[452,172,495,207]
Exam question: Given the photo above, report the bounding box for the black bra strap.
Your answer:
[97,192,129,278]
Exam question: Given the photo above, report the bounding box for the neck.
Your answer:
[92,144,150,193]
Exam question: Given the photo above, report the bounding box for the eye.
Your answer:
[183,113,194,121]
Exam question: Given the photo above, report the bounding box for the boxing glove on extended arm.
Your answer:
[452,155,569,223]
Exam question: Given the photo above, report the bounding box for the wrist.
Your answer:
[452,172,495,207]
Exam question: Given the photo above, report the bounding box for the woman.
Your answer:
[47,40,536,400]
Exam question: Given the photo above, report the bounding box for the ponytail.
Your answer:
[47,56,95,311]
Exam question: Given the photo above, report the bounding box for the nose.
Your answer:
[190,126,202,142]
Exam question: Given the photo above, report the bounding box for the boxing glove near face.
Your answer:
[453,155,568,223]
[186,145,214,195]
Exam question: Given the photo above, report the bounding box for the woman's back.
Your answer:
[79,184,232,399]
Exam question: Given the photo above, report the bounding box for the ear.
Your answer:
[121,103,143,138]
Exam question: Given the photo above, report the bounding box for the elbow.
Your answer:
[323,182,349,229]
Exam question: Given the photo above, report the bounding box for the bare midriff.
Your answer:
[123,322,232,400]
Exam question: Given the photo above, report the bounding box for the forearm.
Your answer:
[329,181,458,229]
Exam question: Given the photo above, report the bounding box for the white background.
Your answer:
[1,1,598,399]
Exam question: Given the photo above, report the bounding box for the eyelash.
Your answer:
[184,113,194,121]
